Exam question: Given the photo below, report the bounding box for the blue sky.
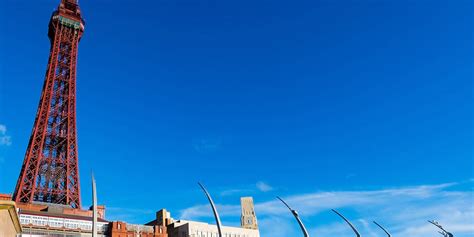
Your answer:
[0,0,472,236]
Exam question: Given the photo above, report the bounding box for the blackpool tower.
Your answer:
[13,0,85,208]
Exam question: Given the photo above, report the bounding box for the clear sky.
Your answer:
[0,0,472,236]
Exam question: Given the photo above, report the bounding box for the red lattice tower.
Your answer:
[13,0,85,208]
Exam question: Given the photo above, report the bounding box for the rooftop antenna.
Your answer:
[277,196,309,237]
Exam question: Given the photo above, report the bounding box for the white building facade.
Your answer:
[19,213,109,236]
[169,220,260,237]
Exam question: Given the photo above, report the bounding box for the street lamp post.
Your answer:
[198,182,223,237]
[277,197,309,237]
[428,220,454,237]
[332,209,361,237]
[92,173,98,237]
[373,221,391,237]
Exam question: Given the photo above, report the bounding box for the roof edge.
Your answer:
[0,200,22,233]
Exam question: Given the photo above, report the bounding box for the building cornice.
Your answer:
[0,200,22,233]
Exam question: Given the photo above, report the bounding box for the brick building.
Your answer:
[108,221,167,237]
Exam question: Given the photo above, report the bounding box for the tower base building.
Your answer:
[16,202,108,237]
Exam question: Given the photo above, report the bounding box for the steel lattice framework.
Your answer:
[13,0,85,209]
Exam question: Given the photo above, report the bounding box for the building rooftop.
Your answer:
[19,209,109,223]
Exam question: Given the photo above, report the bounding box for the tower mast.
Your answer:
[13,0,85,209]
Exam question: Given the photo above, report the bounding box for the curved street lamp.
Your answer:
[92,173,98,237]
[373,221,391,237]
[277,196,310,237]
[428,220,454,237]
[198,182,223,237]
[332,209,361,237]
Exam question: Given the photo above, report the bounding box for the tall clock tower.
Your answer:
[241,197,258,230]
